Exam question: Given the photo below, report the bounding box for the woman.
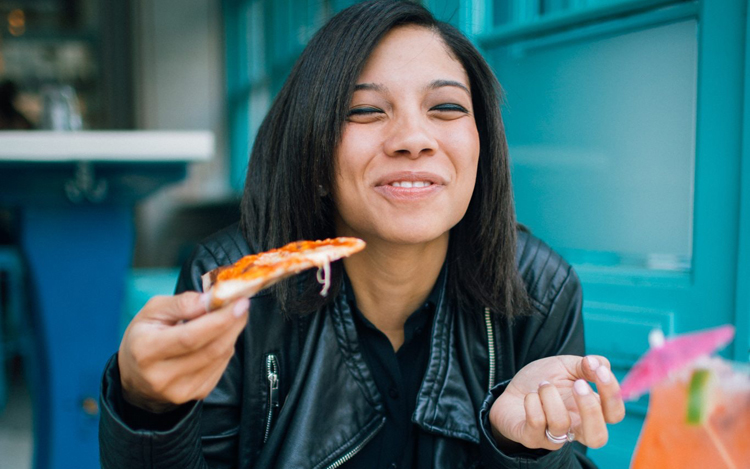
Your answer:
[100,1,625,467]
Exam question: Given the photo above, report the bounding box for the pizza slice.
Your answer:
[202,237,365,311]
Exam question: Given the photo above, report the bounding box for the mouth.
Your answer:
[373,171,445,200]
[388,180,433,188]
[375,171,446,188]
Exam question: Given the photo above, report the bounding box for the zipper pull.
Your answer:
[264,354,281,444]
[268,371,279,408]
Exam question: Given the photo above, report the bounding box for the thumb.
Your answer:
[138,291,209,324]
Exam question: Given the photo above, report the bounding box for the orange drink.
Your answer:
[631,359,750,469]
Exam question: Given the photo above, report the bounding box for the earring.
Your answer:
[317,184,328,197]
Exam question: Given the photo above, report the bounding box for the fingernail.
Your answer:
[233,298,249,317]
[539,380,551,388]
[587,356,600,370]
[574,379,590,395]
[596,366,611,384]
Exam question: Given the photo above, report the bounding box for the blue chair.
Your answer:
[0,246,27,416]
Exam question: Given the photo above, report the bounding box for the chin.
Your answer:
[375,226,452,246]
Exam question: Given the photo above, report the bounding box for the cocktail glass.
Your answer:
[630,358,750,469]
[621,325,750,469]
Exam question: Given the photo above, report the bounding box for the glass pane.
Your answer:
[490,20,697,270]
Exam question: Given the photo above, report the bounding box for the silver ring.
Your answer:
[545,428,574,444]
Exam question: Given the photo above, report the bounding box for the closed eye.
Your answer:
[347,107,383,117]
[431,103,470,113]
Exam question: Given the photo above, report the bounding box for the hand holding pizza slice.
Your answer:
[118,237,365,412]
[202,237,366,311]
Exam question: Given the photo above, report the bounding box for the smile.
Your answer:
[389,181,432,188]
[375,171,446,188]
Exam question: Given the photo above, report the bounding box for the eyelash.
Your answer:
[346,103,469,117]
[431,103,469,113]
[347,107,381,117]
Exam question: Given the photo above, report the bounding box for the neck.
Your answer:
[342,233,448,350]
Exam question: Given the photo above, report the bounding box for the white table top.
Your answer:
[0,131,214,163]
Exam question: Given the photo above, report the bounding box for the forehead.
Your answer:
[357,25,469,85]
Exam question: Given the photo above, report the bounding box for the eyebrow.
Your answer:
[354,83,387,92]
[427,79,471,95]
[353,79,471,96]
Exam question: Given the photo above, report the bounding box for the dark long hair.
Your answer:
[241,0,530,318]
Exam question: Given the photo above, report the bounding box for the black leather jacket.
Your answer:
[99,224,596,469]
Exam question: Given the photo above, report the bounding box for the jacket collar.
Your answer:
[330,268,481,444]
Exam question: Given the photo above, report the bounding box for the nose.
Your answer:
[383,113,438,159]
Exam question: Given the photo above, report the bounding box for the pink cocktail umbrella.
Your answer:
[619,324,735,401]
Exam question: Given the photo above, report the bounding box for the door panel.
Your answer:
[495,19,697,269]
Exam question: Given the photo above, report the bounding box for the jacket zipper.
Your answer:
[263,354,280,444]
[484,307,496,391]
[324,419,385,469]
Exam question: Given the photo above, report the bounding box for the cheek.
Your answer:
[333,126,381,189]
[332,130,356,192]
[451,124,480,183]
[453,127,480,215]
[331,138,370,214]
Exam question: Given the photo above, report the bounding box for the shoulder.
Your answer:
[515,227,581,317]
[175,223,256,293]
[195,223,255,266]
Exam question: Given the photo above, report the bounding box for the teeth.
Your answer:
[390,181,431,188]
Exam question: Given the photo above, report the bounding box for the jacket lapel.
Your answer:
[260,294,385,469]
[412,274,482,444]
[260,275,482,469]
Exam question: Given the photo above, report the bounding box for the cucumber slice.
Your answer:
[686,368,715,425]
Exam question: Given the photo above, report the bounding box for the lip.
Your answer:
[373,171,446,200]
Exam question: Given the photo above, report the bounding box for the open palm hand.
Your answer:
[489,355,625,451]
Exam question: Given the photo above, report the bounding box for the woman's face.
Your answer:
[332,25,480,246]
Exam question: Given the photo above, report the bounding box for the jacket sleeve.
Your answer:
[99,355,209,469]
[99,243,242,469]
[478,265,598,469]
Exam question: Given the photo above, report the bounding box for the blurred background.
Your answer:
[0,0,748,468]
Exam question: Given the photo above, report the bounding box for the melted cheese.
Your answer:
[316,257,331,297]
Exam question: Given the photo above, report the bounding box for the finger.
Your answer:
[140,292,209,323]
[576,355,624,424]
[165,312,247,370]
[590,365,626,424]
[522,391,547,449]
[572,379,608,449]
[151,313,244,376]
[154,298,249,356]
[152,348,237,404]
[576,355,611,382]
[538,381,572,444]
[137,315,244,403]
